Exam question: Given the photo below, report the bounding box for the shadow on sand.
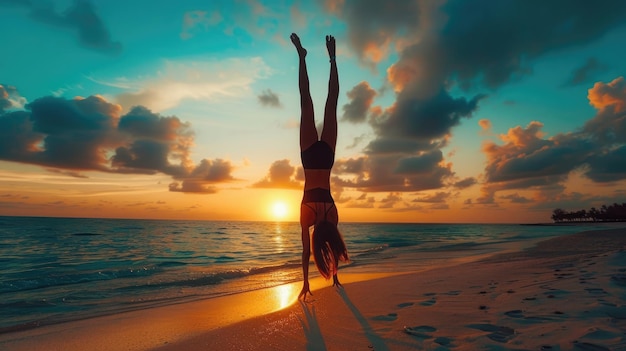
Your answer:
[299,289,389,351]
[299,300,327,351]
[337,288,390,351]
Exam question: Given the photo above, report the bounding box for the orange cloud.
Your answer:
[478,119,492,131]
[588,76,626,112]
[499,121,544,147]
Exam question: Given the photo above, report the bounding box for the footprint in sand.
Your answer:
[466,323,516,343]
[504,309,556,322]
[434,336,454,346]
[504,309,524,318]
[420,298,436,306]
[372,313,398,321]
[584,288,607,296]
[397,302,414,308]
[572,341,611,351]
[420,293,437,306]
[404,325,437,339]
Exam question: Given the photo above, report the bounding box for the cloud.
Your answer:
[253,159,301,189]
[478,77,626,202]
[341,81,377,123]
[321,1,626,213]
[168,159,236,194]
[563,57,609,87]
[372,89,484,143]
[586,76,626,116]
[113,57,271,112]
[180,10,222,40]
[412,191,449,203]
[333,0,626,90]
[324,0,422,67]
[169,181,218,194]
[478,119,492,131]
[500,193,532,204]
[378,192,403,209]
[334,151,453,192]
[482,121,589,186]
[0,93,236,193]
[2,0,122,54]
[452,177,477,189]
[257,89,282,108]
[0,84,27,113]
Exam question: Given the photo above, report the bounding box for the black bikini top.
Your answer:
[301,141,334,170]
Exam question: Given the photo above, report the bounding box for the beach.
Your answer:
[2,226,626,351]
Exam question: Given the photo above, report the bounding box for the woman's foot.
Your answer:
[326,35,335,58]
[290,33,307,57]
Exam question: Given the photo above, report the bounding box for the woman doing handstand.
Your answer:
[291,33,349,301]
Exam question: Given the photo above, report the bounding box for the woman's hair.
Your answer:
[312,220,349,279]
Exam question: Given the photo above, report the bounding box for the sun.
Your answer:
[271,201,288,220]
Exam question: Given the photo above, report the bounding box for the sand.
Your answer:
[2,227,626,351]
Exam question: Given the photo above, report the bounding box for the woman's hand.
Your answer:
[298,281,313,301]
[326,35,335,59]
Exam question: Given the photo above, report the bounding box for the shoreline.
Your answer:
[2,227,625,350]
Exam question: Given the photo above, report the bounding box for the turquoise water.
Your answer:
[0,216,608,332]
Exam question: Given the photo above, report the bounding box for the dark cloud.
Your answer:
[372,89,484,143]
[478,77,626,203]
[0,93,235,193]
[333,0,626,90]
[564,58,609,87]
[253,159,301,189]
[323,0,421,66]
[378,192,403,209]
[482,122,590,185]
[453,177,477,189]
[364,137,443,155]
[336,88,481,194]
[584,77,626,143]
[342,192,376,208]
[334,152,453,192]
[169,181,218,194]
[320,1,626,212]
[1,0,121,54]
[584,146,626,183]
[412,191,449,203]
[500,193,532,204]
[257,89,281,108]
[341,81,377,123]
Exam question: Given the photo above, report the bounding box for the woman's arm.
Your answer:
[298,223,312,300]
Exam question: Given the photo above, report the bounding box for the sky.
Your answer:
[1,0,626,223]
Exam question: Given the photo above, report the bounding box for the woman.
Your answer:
[290,33,349,301]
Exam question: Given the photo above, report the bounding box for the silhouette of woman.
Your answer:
[290,33,349,301]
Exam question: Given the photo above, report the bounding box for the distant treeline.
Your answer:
[552,203,626,223]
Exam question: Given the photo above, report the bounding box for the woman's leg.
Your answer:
[291,33,317,151]
[321,35,338,151]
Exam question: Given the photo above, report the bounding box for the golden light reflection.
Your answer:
[275,284,297,310]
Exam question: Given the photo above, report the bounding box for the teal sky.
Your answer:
[1,0,625,223]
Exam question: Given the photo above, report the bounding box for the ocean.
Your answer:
[0,216,609,332]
